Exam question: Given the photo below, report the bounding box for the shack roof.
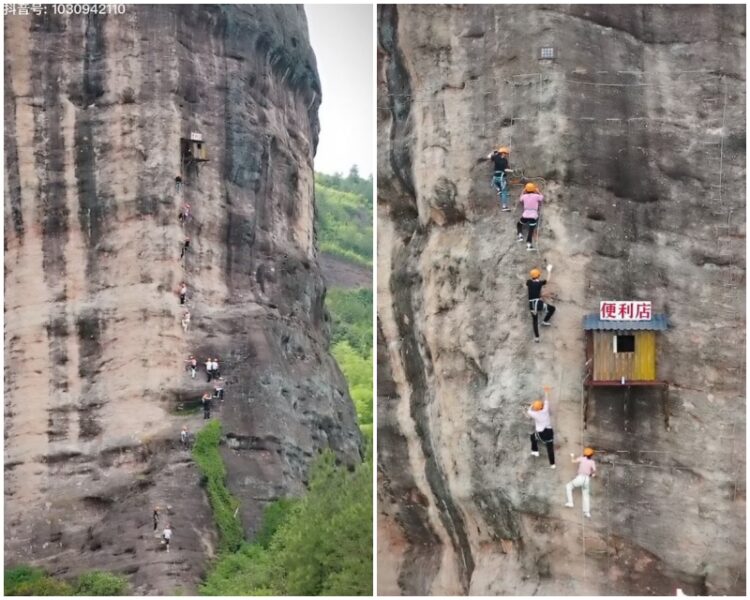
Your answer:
[583,314,669,331]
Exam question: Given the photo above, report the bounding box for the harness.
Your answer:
[534,428,554,445]
[529,298,545,315]
[492,171,507,189]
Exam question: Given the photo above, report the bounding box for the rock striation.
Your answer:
[5,5,361,594]
[378,4,745,595]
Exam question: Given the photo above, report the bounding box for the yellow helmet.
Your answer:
[530,268,541,279]
[524,182,538,193]
[497,146,510,155]
[531,400,544,411]
[583,447,595,457]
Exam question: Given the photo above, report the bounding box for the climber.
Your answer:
[180,426,189,449]
[487,146,512,211]
[180,237,190,259]
[213,377,224,401]
[178,203,191,225]
[185,355,197,379]
[212,357,221,379]
[205,357,213,382]
[162,524,172,553]
[202,392,212,419]
[179,282,188,305]
[527,387,555,468]
[153,506,160,531]
[175,174,182,192]
[565,447,597,518]
[181,310,191,333]
[517,182,544,250]
[527,267,556,343]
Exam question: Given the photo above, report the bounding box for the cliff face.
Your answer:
[378,4,745,596]
[5,5,361,594]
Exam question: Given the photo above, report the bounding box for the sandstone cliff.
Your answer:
[5,5,361,594]
[378,4,745,595]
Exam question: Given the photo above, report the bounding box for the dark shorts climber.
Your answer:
[527,270,555,341]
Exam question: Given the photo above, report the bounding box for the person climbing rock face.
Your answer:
[178,203,191,225]
[179,282,187,305]
[153,506,160,531]
[527,387,555,468]
[175,174,182,192]
[487,146,512,211]
[565,447,596,517]
[202,392,212,419]
[212,358,220,379]
[181,310,191,332]
[162,524,172,552]
[517,182,544,250]
[186,355,197,379]
[527,267,556,342]
[180,237,190,259]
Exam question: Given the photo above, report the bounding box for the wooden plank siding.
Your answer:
[592,331,656,381]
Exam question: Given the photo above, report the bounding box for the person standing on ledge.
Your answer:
[202,392,212,419]
[185,355,197,379]
[527,387,555,468]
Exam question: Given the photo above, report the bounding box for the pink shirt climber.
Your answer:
[575,456,596,477]
[520,192,544,219]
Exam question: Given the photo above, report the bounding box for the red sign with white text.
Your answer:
[600,301,652,321]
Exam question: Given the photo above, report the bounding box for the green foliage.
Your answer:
[325,287,373,428]
[72,571,127,596]
[254,498,298,549]
[192,420,244,553]
[316,168,373,206]
[5,566,126,596]
[315,175,372,267]
[326,287,373,356]
[201,448,373,596]
[332,341,373,426]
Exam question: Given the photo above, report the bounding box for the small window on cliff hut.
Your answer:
[615,335,635,353]
[181,132,209,168]
[539,47,556,61]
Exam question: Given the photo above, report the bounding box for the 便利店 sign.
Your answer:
[600,301,652,321]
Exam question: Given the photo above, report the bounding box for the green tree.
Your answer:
[201,447,373,596]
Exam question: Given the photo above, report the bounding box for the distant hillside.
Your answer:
[316,170,373,438]
[315,171,373,268]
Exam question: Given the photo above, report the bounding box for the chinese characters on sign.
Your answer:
[600,301,652,321]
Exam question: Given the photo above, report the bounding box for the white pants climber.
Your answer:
[566,475,591,514]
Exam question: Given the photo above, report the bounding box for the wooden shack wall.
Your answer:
[592,331,656,380]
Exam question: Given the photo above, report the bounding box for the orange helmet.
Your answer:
[531,400,544,411]
[583,447,595,457]
[497,146,510,155]
[530,268,541,279]
[524,182,539,193]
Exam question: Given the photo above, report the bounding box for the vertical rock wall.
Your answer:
[378,4,745,595]
[5,5,361,594]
